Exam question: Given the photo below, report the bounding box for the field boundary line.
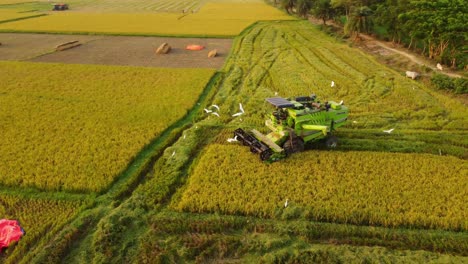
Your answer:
[0,13,46,24]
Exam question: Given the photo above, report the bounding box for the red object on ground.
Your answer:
[0,219,24,251]
[186,44,205,51]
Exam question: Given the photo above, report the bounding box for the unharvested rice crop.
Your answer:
[0,0,32,4]
[0,3,292,36]
[53,0,205,13]
[176,144,468,231]
[0,61,214,192]
[0,9,42,22]
[0,192,86,263]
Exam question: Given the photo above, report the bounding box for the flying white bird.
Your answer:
[232,103,245,117]
[331,81,335,87]
[383,128,395,134]
[211,104,220,111]
[227,136,238,143]
[284,199,289,208]
[204,108,212,113]
[211,112,220,117]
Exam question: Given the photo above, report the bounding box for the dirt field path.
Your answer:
[358,34,463,78]
[308,18,464,78]
[0,33,232,68]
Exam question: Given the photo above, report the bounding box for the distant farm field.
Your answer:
[0,3,292,36]
[175,144,468,231]
[0,9,43,22]
[0,61,214,192]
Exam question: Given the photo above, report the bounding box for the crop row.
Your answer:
[175,144,467,231]
[0,61,214,192]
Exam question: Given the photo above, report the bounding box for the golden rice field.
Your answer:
[0,61,214,192]
[0,9,42,22]
[59,0,206,13]
[175,144,468,231]
[0,3,292,36]
[0,0,31,4]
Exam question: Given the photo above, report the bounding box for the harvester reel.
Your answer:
[260,149,274,161]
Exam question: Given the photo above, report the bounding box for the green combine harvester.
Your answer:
[234,95,349,162]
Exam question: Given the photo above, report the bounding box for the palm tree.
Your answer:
[345,6,373,40]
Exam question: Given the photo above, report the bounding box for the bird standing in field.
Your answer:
[284,199,289,208]
[227,136,238,143]
[331,81,335,87]
[383,128,395,134]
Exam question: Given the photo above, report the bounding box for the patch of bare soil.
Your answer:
[0,33,102,60]
[0,33,232,69]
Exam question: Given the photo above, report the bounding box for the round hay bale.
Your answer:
[208,49,218,58]
[156,43,171,54]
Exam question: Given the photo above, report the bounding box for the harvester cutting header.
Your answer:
[234,95,348,162]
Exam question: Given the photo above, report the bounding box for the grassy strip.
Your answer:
[0,186,92,201]
[148,210,468,256]
[0,28,239,38]
[100,71,224,202]
[0,13,45,24]
[335,129,467,159]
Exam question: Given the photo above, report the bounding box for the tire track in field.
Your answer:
[292,30,364,84]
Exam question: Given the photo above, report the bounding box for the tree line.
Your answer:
[273,0,467,70]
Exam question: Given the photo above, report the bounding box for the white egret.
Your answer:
[227,136,238,143]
